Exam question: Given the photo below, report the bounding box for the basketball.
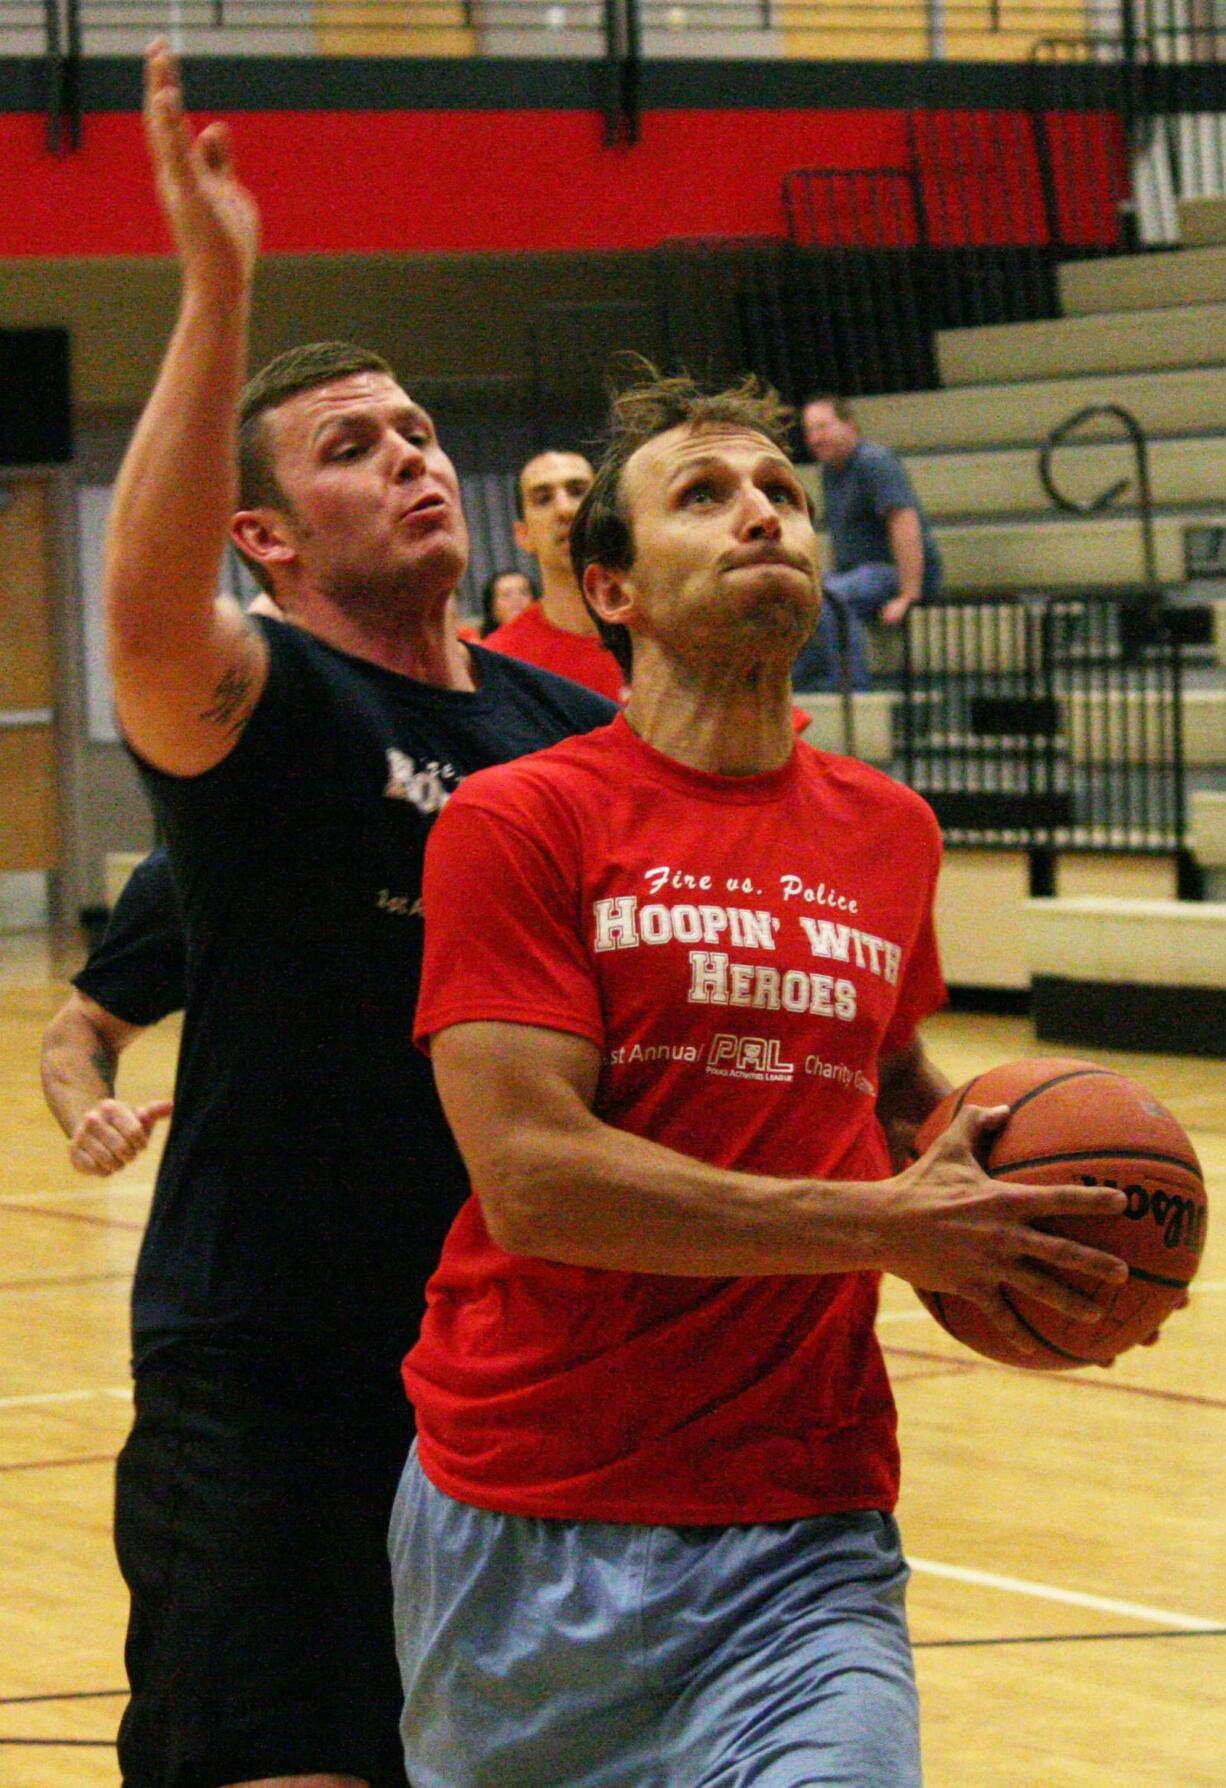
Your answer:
[908,1057,1207,1370]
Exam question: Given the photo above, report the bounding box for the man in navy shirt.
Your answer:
[793,394,942,692]
[98,44,612,1788]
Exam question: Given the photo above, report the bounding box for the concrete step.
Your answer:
[790,690,898,762]
[1026,895,1226,987]
[1059,245,1226,317]
[933,848,1180,992]
[1061,686,1226,767]
[904,605,1058,674]
[850,364,1226,454]
[906,732,1070,762]
[937,299,1226,389]
[940,821,1179,852]
[931,510,1226,592]
[871,597,1226,677]
[1190,788,1226,869]
[1028,895,1226,1053]
[1180,194,1226,247]
[894,435,1226,522]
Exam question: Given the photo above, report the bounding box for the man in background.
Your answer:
[40,850,179,1177]
[480,566,536,637]
[794,393,942,692]
[484,448,627,702]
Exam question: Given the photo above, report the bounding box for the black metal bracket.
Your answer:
[44,0,83,153]
[602,0,641,148]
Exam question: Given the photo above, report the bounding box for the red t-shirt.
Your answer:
[409,717,946,1525]
[483,602,628,704]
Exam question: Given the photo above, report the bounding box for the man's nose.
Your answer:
[741,487,783,536]
[393,434,429,478]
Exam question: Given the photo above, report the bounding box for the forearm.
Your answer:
[479,1106,895,1278]
[434,1022,1131,1339]
[40,1015,118,1138]
[886,509,924,606]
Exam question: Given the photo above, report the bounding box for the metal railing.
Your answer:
[898,593,1192,873]
[1040,402,1159,592]
[11,0,1129,46]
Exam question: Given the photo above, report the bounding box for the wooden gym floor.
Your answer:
[1,929,1223,1787]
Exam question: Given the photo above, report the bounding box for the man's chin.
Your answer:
[324,544,470,622]
[739,576,819,637]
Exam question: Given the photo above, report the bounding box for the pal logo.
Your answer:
[707,1034,795,1083]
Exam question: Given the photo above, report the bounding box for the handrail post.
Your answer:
[45,0,82,153]
[623,0,641,147]
[43,0,64,152]
[1038,401,1158,596]
[64,0,82,150]
[602,0,640,149]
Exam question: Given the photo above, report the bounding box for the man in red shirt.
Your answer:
[394,372,1129,1788]
[483,448,628,702]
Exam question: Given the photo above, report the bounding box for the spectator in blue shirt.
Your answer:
[793,394,942,692]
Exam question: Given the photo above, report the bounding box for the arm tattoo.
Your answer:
[89,1043,117,1096]
[199,665,257,738]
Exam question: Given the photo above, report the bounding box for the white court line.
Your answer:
[0,1386,132,1411]
[0,1184,153,1206]
[908,1557,1223,1632]
[879,1282,1226,1321]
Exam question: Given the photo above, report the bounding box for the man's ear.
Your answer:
[512,517,532,556]
[584,562,635,629]
[231,510,297,579]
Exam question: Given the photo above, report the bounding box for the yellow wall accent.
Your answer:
[783,1,1088,64]
[317,0,476,56]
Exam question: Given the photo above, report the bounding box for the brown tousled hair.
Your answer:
[569,365,795,675]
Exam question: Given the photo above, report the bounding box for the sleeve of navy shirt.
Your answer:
[863,442,920,517]
[72,847,186,1027]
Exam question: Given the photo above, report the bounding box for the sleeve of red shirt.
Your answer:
[414,784,604,1053]
[878,797,947,1060]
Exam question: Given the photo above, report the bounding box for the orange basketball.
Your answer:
[908,1057,1206,1370]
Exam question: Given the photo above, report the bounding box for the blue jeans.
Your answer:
[391,1447,921,1788]
[794,563,934,693]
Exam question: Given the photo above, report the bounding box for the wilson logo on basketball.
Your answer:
[1078,1176,1208,1256]
[909,1057,1208,1372]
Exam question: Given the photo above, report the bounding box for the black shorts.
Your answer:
[114,1356,414,1788]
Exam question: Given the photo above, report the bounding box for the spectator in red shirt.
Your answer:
[483,449,627,702]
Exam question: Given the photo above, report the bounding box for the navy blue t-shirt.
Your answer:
[131,618,612,1401]
[822,440,941,591]
[73,848,185,1027]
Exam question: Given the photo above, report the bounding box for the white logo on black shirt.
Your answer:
[384,750,459,816]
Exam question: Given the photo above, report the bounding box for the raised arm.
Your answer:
[41,991,173,1176]
[104,42,267,776]
[430,1019,1130,1358]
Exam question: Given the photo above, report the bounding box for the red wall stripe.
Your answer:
[3,107,912,256]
